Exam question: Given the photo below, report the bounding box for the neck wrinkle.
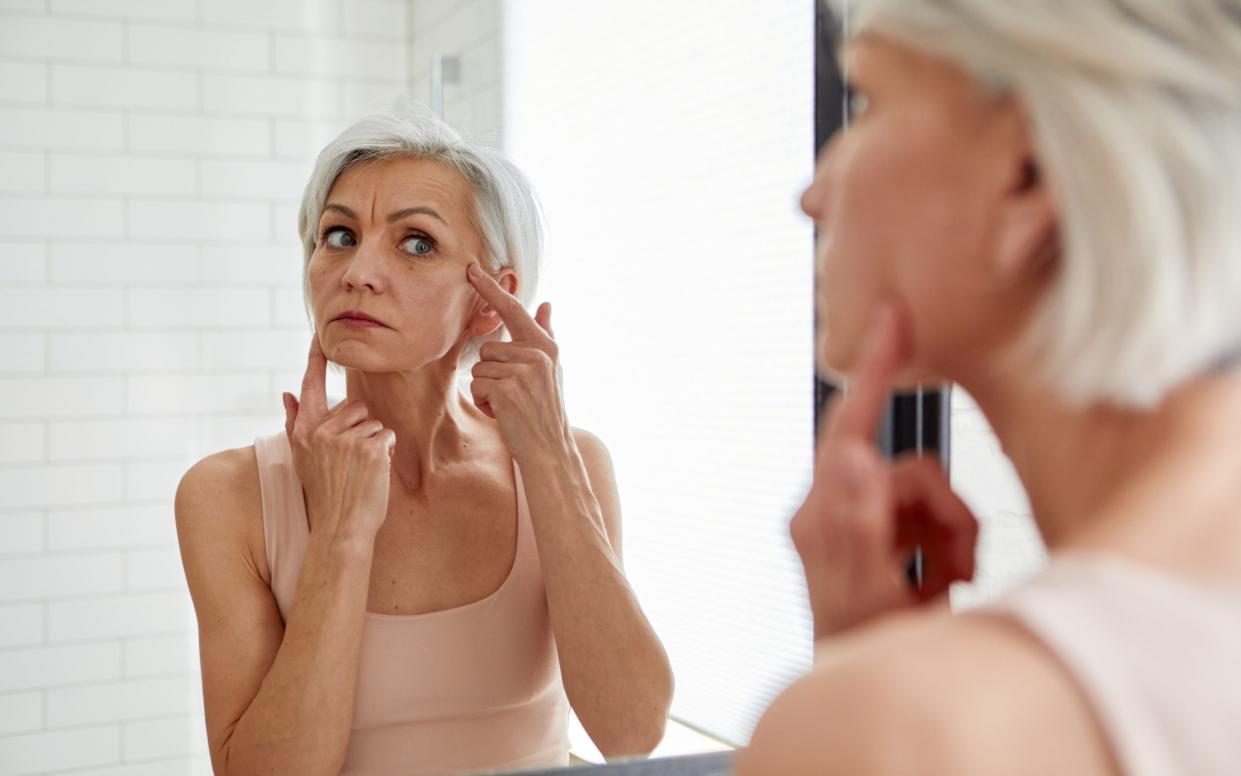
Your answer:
[344,357,485,495]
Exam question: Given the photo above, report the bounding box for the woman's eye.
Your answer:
[323,227,356,249]
[401,236,434,256]
[844,84,869,120]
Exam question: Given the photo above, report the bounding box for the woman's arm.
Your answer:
[464,264,674,758]
[521,427,674,759]
[176,448,376,776]
[178,335,395,775]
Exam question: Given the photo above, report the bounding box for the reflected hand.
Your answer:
[789,305,978,640]
[466,262,570,464]
[281,333,395,541]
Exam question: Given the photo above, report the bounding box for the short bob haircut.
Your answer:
[296,106,544,371]
[832,0,1241,408]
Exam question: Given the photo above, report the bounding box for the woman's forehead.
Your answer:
[842,32,929,81]
[325,156,473,221]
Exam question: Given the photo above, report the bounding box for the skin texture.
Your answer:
[737,32,1241,776]
[176,156,672,776]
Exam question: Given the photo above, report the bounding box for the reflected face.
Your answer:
[801,34,1034,381]
[307,156,499,372]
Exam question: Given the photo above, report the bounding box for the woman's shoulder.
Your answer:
[738,607,1118,776]
[175,444,270,583]
[177,444,260,511]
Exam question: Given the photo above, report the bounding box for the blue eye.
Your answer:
[322,227,356,249]
[402,235,435,256]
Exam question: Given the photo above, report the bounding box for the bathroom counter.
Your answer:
[505,752,734,776]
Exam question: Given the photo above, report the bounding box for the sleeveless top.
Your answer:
[253,431,571,776]
[984,552,1241,776]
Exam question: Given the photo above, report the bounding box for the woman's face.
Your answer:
[802,33,1056,383]
[307,155,508,373]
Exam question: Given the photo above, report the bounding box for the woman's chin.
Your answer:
[816,333,946,391]
[323,343,387,372]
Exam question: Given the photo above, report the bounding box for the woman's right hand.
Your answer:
[281,333,396,543]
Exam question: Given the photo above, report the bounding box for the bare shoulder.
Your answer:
[571,427,612,465]
[570,427,616,493]
[570,427,623,555]
[737,610,1119,776]
[176,445,261,529]
[175,445,268,583]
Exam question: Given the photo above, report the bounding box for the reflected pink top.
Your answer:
[254,431,570,776]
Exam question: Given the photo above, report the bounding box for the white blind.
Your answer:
[502,0,815,746]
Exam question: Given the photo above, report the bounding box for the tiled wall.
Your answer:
[0,1,409,773]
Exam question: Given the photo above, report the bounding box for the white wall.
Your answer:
[0,1,408,773]
[407,0,501,142]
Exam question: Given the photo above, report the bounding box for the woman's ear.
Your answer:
[993,157,1059,284]
[989,100,1060,284]
[468,268,519,337]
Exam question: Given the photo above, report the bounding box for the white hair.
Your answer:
[296,106,544,371]
[834,0,1241,407]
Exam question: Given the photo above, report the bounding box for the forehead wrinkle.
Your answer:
[324,156,484,251]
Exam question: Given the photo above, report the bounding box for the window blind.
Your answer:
[502,0,815,745]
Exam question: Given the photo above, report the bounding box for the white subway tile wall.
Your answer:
[0,0,414,771]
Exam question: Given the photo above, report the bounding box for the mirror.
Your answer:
[0,0,1039,773]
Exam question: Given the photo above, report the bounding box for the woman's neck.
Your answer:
[960,367,1241,571]
[344,360,485,495]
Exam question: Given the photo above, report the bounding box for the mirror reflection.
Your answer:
[0,0,827,773]
[0,0,1049,774]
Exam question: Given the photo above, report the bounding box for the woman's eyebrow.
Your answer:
[322,203,447,225]
[387,206,446,225]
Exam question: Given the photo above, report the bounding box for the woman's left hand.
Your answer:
[466,262,571,464]
[790,305,978,642]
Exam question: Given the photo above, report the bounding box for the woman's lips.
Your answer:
[331,310,388,328]
[333,317,385,328]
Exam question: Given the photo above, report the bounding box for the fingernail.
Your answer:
[467,263,482,279]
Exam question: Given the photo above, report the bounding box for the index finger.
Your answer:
[466,263,543,340]
[823,304,908,444]
[299,332,329,417]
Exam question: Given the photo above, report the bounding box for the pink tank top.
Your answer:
[985,552,1241,776]
[253,431,571,776]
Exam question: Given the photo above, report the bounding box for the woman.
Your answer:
[175,112,673,776]
[739,1,1241,774]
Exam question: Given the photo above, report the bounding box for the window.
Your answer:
[503,0,816,745]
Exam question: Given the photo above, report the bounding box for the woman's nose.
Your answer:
[800,182,821,219]
[802,144,837,220]
[340,241,385,293]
